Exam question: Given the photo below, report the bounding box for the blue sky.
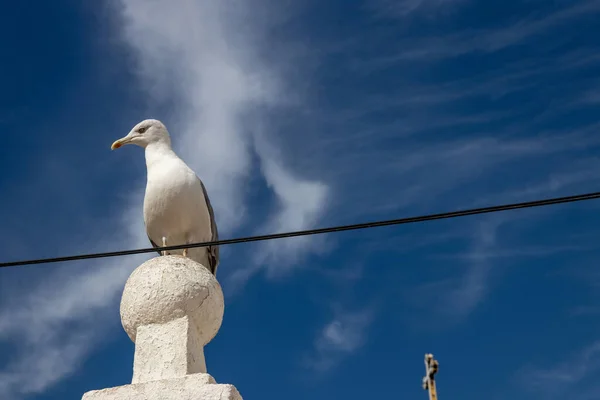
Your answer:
[1,0,600,399]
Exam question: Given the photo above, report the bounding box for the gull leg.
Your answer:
[162,236,168,256]
[182,235,190,258]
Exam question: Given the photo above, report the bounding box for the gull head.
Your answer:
[111,119,171,150]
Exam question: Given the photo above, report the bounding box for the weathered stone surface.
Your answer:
[132,315,208,383]
[120,255,224,344]
[119,256,224,384]
[82,373,242,400]
[81,256,243,399]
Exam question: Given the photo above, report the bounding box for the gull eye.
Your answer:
[137,127,147,134]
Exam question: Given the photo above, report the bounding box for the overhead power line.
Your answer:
[1,190,599,269]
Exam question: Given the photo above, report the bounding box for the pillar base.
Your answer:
[82,373,242,400]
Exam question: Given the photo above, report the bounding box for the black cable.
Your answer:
[1,190,599,269]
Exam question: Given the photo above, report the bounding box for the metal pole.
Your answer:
[422,353,439,400]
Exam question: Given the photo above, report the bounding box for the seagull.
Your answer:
[111,119,220,275]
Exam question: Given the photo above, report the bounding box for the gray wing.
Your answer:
[198,177,220,275]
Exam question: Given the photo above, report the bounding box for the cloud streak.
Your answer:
[0,201,149,399]
[1,1,330,396]
[304,306,375,373]
[114,0,329,277]
[370,0,465,18]
[517,341,600,397]
[2,0,600,397]
[405,217,504,325]
[365,0,600,64]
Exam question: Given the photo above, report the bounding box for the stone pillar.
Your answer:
[81,255,243,400]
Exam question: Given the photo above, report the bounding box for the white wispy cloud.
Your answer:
[250,131,330,273]
[407,179,600,327]
[114,0,329,276]
[2,0,600,397]
[366,0,600,63]
[517,341,600,397]
[473,156,600,206]
[415,217,504,323]
[0,1,329,397]
[0,201,149,399]
[578,84,600,105]
[370,0,465,18]
[304,306,375,373]
[0,331,95,398]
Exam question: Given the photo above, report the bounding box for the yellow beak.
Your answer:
[111,139,126,150]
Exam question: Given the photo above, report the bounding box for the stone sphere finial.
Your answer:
[81,255,244,398]
[120,255,224,345]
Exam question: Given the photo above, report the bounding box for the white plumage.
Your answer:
[111,119,219,275]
